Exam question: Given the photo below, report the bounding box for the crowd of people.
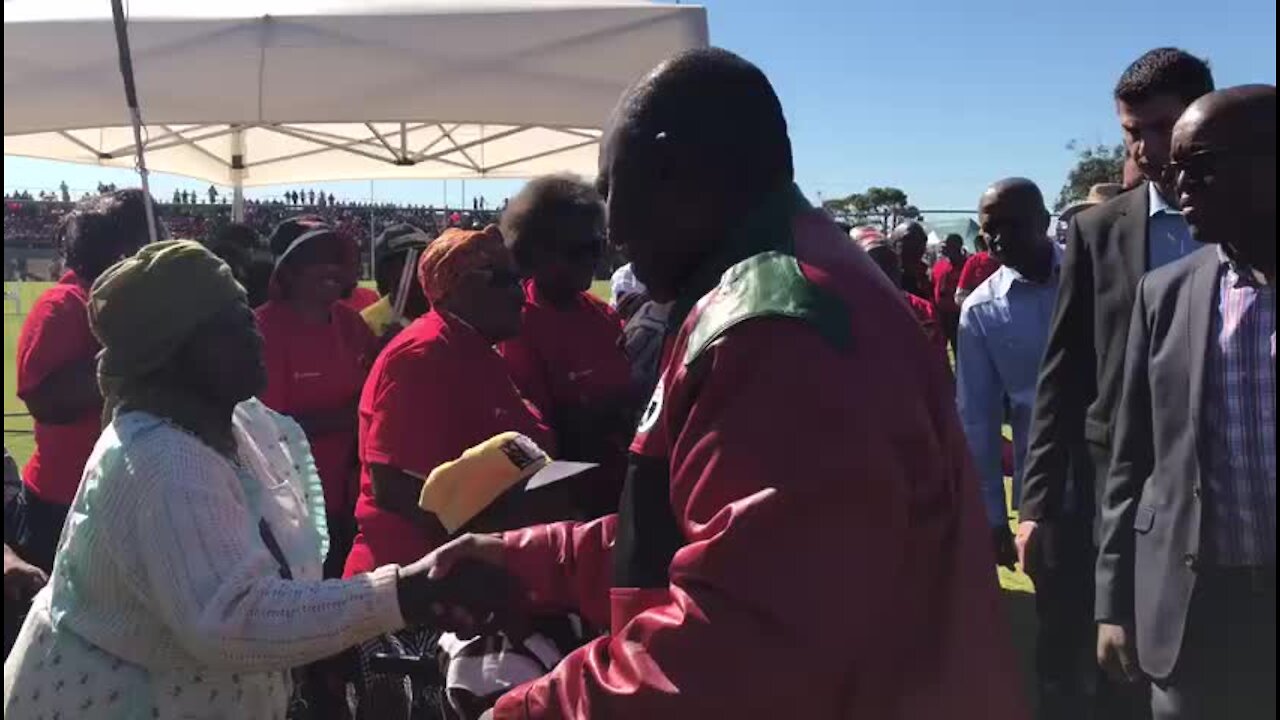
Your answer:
[1,45,1274,720]
[3,195,504,281]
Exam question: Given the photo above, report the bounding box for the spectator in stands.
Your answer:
[58,182,69,203]
[328,193,335,207]
[2,241,454,718]
[257,218,379,577]
[854,225,949,367]
[932,232,968,350]
[891,219,933,300]
[13,189,159,575]
[955,178,1057,573]
[956,233,1002,307]
[498,175,633,518]
[309,189,317,206]
[344,226,552,717]
[362,222,431,341]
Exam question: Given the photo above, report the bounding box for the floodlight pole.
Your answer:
[110,0,159,245]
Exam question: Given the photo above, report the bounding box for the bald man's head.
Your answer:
[978,178,1052,279]
[597,48,794,301]
[1170,84,1276,273]
[889,221,928,265]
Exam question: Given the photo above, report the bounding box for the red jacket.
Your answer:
[493,188,1027,719]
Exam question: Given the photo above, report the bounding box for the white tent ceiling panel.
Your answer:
[4,1,707,184]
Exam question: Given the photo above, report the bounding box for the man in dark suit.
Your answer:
[1016,48,1214,719]
[1097,85,1275,720]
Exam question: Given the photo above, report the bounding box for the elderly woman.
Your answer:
[2,241,447,719]
[257,217,379,577]
[344,226,555,717]
[497,176,633,518]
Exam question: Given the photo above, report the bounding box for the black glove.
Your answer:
[991,524,1017,571]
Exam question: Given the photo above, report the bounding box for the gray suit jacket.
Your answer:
[1095,244,1221,680]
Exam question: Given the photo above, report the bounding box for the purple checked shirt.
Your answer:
[1201,247,1277,567]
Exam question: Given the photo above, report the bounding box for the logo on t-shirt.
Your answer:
[567,368,595,382]
[636,377,664,435]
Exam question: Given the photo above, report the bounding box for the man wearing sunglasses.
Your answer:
[1098,85,1276,720]
[1019,48,1214,719]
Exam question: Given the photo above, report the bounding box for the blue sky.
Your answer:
[5,0,1276,213]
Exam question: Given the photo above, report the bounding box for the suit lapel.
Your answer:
[1118,184,1151,288]
[1187,249,1219,432]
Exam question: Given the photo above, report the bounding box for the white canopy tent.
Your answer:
[3,0,708,216]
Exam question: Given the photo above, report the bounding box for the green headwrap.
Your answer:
[90,240,246,386]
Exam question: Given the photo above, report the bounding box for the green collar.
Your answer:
[670,183,811,330]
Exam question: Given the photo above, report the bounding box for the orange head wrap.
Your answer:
[417,224,509,304]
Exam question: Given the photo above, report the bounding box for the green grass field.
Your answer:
[4,278,1037,703]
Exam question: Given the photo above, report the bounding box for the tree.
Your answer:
[1056,141,1125,210]
[822,186,920,230]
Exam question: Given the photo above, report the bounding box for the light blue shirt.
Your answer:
[956,246,1062,526]
[1147,182,1196,271]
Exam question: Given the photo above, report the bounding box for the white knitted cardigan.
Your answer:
[4,402,404,718]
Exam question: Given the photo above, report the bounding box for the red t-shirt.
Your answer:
[339,286,380,313]
[904,292,949,368]
[931,256,965,315]
[343,310,554,577]
[255,300,377,518]
[15,271,102,505]
[957,251,1002,293]
[498,280,631,432]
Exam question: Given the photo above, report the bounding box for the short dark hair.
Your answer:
[59,188,161,281]
[620,48,793,200]
[1114,48,1214,106]
[501,174,604,271]
[210,222,261,253]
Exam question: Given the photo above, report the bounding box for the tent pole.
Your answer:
[109,0,159,244]
[230,126,246,222]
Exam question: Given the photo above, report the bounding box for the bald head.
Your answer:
[597,48,794,302]
[978,177,1051,280]
[889,220,928,265]
[980,177,1045,215]
[1174,84,1275,154]
[1170,85,1276,274]
[608,47,793,199]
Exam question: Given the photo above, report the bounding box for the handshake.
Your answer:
[395,533,530,639]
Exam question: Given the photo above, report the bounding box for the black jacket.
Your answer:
[1020,185,1152,527]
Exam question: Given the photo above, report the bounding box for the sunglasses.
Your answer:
[1165,148,1270,186]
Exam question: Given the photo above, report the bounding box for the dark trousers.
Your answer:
[1151,567,1276,720]
[941,310,960,354]
[1028,520,1150,720]
[14,484,69,574]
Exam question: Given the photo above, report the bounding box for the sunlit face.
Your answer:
[1117,94,1192,190]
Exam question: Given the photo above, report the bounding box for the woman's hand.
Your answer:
[397,534,526,638]
[4,543,48,604]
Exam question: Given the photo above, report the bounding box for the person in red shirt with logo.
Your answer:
[420,48,1027,720]
[498,175,634,518]
[343,225,556,717]
[932,233,968,350]
[853,225,950,369]
[956,234,1003,307]
[256,217,378,577]
[14,189,157,572]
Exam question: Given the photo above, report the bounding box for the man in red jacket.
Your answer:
[419,48,1027,720]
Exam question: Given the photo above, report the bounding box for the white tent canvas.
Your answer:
[3,0,708,187]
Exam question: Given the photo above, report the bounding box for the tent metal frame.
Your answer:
[32,121,602,219]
